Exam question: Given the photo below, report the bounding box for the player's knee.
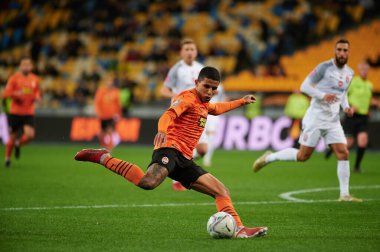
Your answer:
[25,130,35,139]
[337,149,349,160]
[297,153,310,162]
[357,134,368,147]
[339,149,349,160]
[28,132,35,139]
[138,177,159,190]
[215,185,230,198]
[197,145,208,157]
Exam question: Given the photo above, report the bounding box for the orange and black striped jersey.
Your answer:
[156,88,245,159]
[94,86,121,120]
[3,72,40,115]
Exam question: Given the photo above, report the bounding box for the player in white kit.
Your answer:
[161,38,223,190]
[252,39,362,202]
[203,84,226,167]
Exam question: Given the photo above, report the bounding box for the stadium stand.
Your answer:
[0,0,379,110]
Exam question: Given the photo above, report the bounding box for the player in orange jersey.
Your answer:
[94,75,121,151]
[75,67,268,238]
[3,57,41,167]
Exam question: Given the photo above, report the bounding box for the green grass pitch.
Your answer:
[1,144,379,251]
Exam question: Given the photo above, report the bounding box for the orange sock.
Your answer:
[215,195,243,227]
[102,156,144,186]
[19,134,29,145]
[6,139,14,160]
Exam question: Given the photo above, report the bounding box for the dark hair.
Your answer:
[198,66,220,82]
[336,38,350,46]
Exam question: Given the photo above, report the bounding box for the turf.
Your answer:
[0,144,379,252]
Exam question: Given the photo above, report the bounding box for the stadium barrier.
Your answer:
[1,113,380,150]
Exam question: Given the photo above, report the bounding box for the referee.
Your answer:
[344,62,379,172]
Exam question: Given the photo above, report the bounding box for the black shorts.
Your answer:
[344,113,369,137]
[100,119,115,130]
[7,114,35,133]
[148,148,208,189]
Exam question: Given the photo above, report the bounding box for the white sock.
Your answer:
[337,160,350,197]
[266,148,298,163]
[112,132,121,147]
[204,133,216,164]
[193,149,199,159]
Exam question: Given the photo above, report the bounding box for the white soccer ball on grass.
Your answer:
[207,212,236,238]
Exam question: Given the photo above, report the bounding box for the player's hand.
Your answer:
[154,132,167,146]
[243,95,256,104]
[345,107,354,117]
[323,94,337,104]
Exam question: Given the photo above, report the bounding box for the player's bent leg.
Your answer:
[354,132,368,172]
[190,173,230,198]
[20,125,35,144]
[191,174,267,238]
[15,125,35,160]
[330,143,349,160]
[296,145,314,161]
[253,145,313,173]
[75,148,150,188]
[5,133,17,167]
[138,163,168,190]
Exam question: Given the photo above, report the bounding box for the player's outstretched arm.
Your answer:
[154,109,177,146]
[208,95,256,115]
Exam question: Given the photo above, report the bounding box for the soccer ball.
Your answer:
[207,212,236,238]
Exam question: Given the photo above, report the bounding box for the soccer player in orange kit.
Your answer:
[94,75,121,151]
[75,66,268,238]
[3,57,41,167]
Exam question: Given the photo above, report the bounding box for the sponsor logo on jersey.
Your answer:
[198,116,207,127]
[346,76,350,83]
[338,81,343,87]
[161,156,169,164]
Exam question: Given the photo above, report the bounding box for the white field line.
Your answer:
[1,185,379,212]
[279,185,380,202]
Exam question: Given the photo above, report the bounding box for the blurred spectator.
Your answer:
[1,0,379,109]
[74,80,91,111]
[366,55,380,68]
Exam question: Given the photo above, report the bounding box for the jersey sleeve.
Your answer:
[308,62,328,84]
[169,94,191,117]
[3,75,17,98]
[208,99,245,115]
[163,65,178,90]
